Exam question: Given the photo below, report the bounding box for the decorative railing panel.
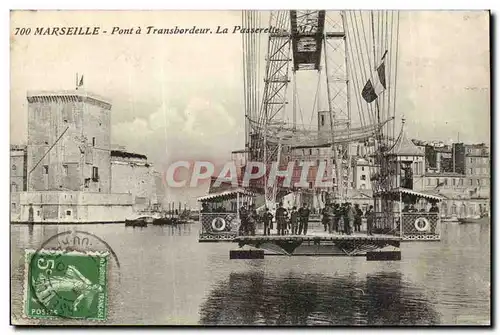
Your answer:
[400,213,440,241]
[199,212,240,241]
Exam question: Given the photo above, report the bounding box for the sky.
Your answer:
[10,10,490,204]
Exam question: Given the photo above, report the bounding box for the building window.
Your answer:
[92,137,96,147]
[436,178,439,185]
[361,167,365,172]
[43,165,49,174]
[63,164,68,176]
[12,203,16,209]
[360,184,366,189]
[309,149,312,156]
[11,182,17,192]
[427,179,431,186]
[444,179,448,186]
[476,179,480,186]
[92,167,99,181]
[470,157,473,164]
[66,210,72,216]
[469,179,473,186]
[361,175,366,181]
[320,114,325,126]
[452,179,456,186]
[459,179,463,186]
[469,168,473,175]
[12,164,16,171]
[84,178,90,188]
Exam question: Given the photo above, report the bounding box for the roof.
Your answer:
[392,188,444,201]
[388,125,424,156]
[197,188,255,202]
[346,188,373,199]
[110,150,147,160]
[27,90,112,105]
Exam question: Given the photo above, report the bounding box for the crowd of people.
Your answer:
[320,202,374,236]
[237,201,376,236]
[238,202,311,236]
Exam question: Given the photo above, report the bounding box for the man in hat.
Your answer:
[298,203,311,235]
[275,202,288,235]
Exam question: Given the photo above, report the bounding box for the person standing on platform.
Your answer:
[333,203,341,233]
[298,203,311,235]
[327,203,335,234]
[347,203,355,235]
[275,202,288,236]
[341,203,350,235]
[263,207,273,236]
[339,203,347,235]
[239,204,248,235]
[321,205,329,232]
[248,204,258,236]
[290,206,299,235]
[354,204,363,232]
[366,205,374,236]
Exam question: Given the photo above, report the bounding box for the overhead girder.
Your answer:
[290,10,326,71]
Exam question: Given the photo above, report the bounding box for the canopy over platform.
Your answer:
[375,188,444,202]
[197,188,255,203]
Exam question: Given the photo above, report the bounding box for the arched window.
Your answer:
[12,164,16,171]
[11,182,17,192]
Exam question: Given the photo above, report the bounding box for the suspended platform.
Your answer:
[233,232,400,258]
[198,215,401,259]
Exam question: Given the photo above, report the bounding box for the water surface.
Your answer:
[11,220,490,325]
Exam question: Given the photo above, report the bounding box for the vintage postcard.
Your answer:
[10,10,490,326]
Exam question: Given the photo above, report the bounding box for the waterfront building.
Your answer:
[413,142,490,218]
[352,157,371,190]
[110,150,159,211]
[12,89,161,223]
[452,143,490,186]
[10,145,27,217]
[26,90,112,192]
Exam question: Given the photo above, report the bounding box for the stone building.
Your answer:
[414,142,490,218]
[26,90,111,193]
[10,145,27,217]
[110,150,158,211]
[352,157,371,190]
[452,143,490,187]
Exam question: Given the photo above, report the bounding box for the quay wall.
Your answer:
[15,191,133,223]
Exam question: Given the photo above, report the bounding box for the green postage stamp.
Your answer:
[24,249,109,321]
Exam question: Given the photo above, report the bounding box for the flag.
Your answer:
[361,52,387,103]
[79,75,84,87]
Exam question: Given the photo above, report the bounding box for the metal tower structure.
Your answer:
[248,10,351,205]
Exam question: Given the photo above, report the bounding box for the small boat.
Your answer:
[125,215,155,227]
[458,215,484,224]
[152,217,179,225]
[442,216,459,224]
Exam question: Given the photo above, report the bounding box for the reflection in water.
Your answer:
[200,271,440,325]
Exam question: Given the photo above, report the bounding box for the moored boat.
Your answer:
[458,216,486,224]
[442,216,459,224]
[125,215,156,227]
